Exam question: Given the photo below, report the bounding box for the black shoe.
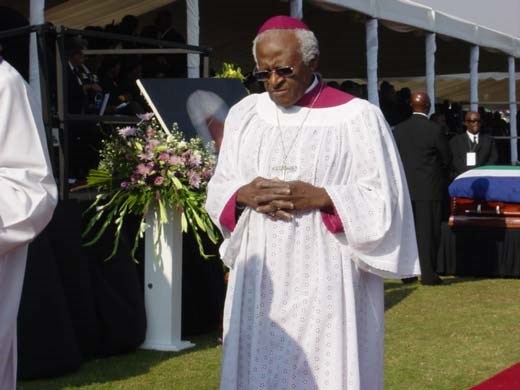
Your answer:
[421,276,444,286]
[402,277,418,284]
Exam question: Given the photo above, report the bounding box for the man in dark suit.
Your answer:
[449,111,498,179]
[393,92,451,285]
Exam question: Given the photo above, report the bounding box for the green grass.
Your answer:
[19,278,520,390]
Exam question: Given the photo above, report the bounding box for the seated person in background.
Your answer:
[65,37,104,181]
[114,15,139,48]
[340,80,362,98]
[65,37,102,114]
[98,56,123,112]
[118,58,146,114]
[326,80,340,89]
[141,10,188,78]
[449,111,499,179]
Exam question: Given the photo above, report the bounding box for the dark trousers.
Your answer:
[411,200,442,283]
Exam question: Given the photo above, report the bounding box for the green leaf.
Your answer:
[181,212,188,232]
[157,198,168,224]
[171,176,183,189]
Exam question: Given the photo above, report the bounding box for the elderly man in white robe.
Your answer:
[0,55,57,390]
[205,15,420,390]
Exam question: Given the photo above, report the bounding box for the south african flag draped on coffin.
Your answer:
[449,166,520,203]
[449,166,520,228]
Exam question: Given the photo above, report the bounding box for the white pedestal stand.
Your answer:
[141,207,194,351]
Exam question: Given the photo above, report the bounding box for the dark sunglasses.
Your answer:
[253,66,295,81]
[466,119,481,123]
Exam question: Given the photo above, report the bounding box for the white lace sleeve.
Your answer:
[324,102,420,278]
[205,94,258,237]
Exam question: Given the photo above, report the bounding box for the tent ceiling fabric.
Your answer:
[387,77,520,106]
[45,0,177,28]
[40,0,520,103]
[314,0,520,57]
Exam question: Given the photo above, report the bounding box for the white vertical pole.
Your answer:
[141,207,194,351]
[470,45,479,112]
[186,0,200,78]
[29,0,45,104]
[426,33,436,116]
[290,0,303,19]
[509,56,518,164]
[366,18,379,106]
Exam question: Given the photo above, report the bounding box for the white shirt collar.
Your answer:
[304,75,318,94]
[412,112,429,118]
[466,131,479,141]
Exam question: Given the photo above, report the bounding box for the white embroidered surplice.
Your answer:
[0,59,57,390]
[206,92,420,390]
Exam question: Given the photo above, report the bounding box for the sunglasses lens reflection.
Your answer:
[253,66,294,81]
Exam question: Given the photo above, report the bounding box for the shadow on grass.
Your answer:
[439,276,486,285]
[384,283,417,312]
[18,332,221,390]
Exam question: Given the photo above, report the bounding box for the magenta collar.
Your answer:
[295,81,355,108]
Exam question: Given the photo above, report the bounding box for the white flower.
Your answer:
[178,141,187,148]
[137,112,154,121]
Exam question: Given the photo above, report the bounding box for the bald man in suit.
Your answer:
[393,92,451,285]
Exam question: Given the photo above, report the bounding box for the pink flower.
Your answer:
[169,155,184,166]
[201,168,213,180]
[138,152,153,161]
[118,126,136,137]
[120,181,128,188]
[154,176,164,185]
[188,171,201,188]
[147,140,160,150]
[189,153,202,167]
[159,152,170,161]
[146,127,156,137]
[136,164,148,175]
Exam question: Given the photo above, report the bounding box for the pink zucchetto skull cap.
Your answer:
[257,15,310,35]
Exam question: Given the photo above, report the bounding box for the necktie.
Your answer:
[470,135,476,150]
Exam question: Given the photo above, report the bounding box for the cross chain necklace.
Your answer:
[273,82,324,180]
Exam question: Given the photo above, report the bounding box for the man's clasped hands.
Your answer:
[236,177,333,221]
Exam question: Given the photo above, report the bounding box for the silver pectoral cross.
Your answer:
[272,164,297,180]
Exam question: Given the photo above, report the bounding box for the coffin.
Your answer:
[449,197,520,228]
[448,166,520,228]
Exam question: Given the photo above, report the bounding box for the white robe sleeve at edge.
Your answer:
[324,102,420,279]
[205,95,258,268]
[0,61,57,258]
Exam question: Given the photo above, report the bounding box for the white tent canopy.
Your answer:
[314,0,520,56]
[9,0,520,162]
[38,0,520,59]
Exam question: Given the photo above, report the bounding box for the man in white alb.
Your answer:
[0,54,57,390]
[205,15,420,390]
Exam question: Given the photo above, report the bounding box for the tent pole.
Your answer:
[290,0,303,19]
[186,0,200,78]
[366,18,379,106]
[470,45,479,112]
[426,33,436,116]
[29,0,45,103]
[509,56,518,164]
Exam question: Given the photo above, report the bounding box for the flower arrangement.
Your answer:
[83,113,218,261]
[215,62,245,81]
